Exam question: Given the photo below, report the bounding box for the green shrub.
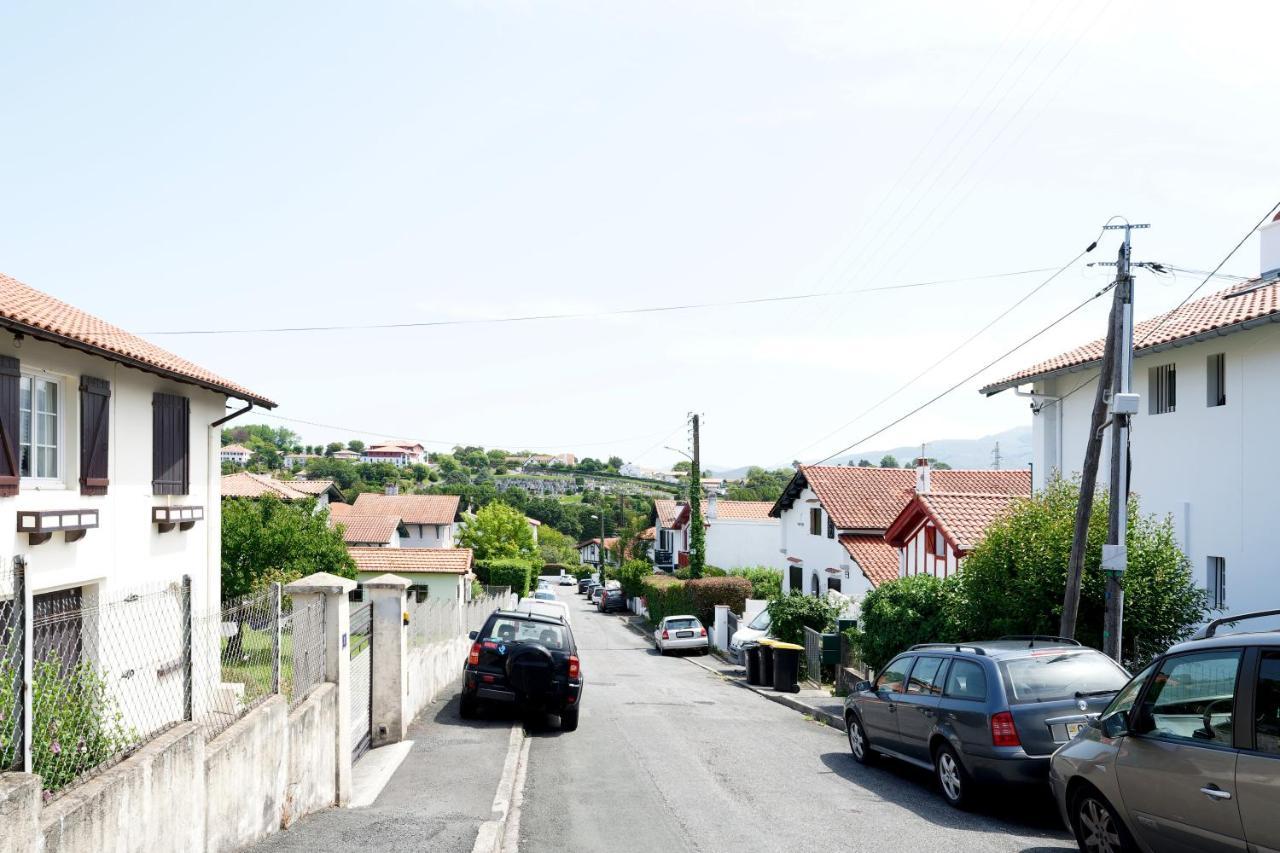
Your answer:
[728,567,782,600]
[475,558,534,597]
[701,565,727,577]
[767,592,845,644]
[573,566,594,580]
[855,574,964,670]
[541,563,570,574]
[641,575,696,627]
[685,576,752,627]
[673,567,692,580]
[615,559,653,599]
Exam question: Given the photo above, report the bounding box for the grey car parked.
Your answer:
[844,636,1129,808]
[1049,610,1280,853]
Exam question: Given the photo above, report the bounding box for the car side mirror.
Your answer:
[469,630,478,640]
[1101,710,1130,738]
[853,680,872,694]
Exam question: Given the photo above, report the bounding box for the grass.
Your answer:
[220,626,298,702]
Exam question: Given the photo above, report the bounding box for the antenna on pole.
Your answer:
[992,441,1002,470]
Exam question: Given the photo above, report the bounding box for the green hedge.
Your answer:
[641,575,696,627]
[767,591,845,644]
[616,559,654,599]
[728,567,782,600]
[640,575,752,628]
[541,563,571,574]
[475,558,534,597]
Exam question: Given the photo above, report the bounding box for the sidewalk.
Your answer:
[620,614,847,732]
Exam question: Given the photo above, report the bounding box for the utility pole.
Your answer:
[599,511,607,579]
[686,413,705,578]
[991,442,1002,470]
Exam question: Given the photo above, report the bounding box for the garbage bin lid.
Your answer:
[756,638,779,647]
[770,641,804,651]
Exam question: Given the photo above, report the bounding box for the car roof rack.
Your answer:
[997,635,1082,647]
[1197,609,1280,639]
[909,643,987,656]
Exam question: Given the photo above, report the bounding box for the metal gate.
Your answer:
[802,626,823,687]
[350,601,373,761]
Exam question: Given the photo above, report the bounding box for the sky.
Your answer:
[1,1,1276,471]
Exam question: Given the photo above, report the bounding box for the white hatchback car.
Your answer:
[655,615,708,655]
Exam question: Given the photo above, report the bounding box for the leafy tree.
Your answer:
[767,592,845,644]
[408,463,430,483]
[222,498,355,599]
[459,501,538,562]
[672,460,692,473]
[304,457,358,489]
[857,459,873,467]
[854,575,965,670]
[725,467,792,502]
[607,455,624,471]
[879,454,899,469]
[347,440,365,453]
[325,442,343,456]
[578,457,603,474]
[538,525,580,567]
[728,567,783,600]
[250,448,281,469]
[933,461,953,470]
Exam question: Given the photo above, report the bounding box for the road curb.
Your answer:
[681,645,848,733]
[471,721,527,853]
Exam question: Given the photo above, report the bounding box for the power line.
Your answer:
[146,267,1058,336]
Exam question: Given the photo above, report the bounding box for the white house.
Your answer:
[0,271,274,716]
[350,492,460,547]
[331,448,360,461]
[652,496,778,571]
[577,537,619,567]
[359,442,425,467]
[281,452,317,470]
[884,460,1029,578]
[347,546,474,603]
[220,471,344,509]
[219,443,252,466]
[771,464,1030,599]
[329,511,404,548]
[980,213,1280,621]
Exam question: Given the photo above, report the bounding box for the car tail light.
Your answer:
[568,655,580,679]
[468,642,481,666]
[661,630,670,640]
[699,627,707,637]
[991,711,1021,747]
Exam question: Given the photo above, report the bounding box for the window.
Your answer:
[906,656,947,696]
[809,507,822,536]
[32,587,83,676]
[19,375,59,480]
[1207,556,1226,609]
[826,517,835,539]
[1207,353,1226,407]
[826,577,841,593]
[1255,652,1280,755]
[1149,363,1176,414]
[875,657,913,694]
[788,565,803,593]
[943,659,988,700]
[999,650,1129,703]
[933,529,947,557]
[152,393,190,495]
[1140,650,1241,743]
[407,584,430,604]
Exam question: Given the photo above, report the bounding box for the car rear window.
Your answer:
[944,659,987,700]
[484,618,570,650]
[666,618,699,630]
[1000,650,1129,703]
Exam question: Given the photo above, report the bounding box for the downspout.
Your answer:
[211,400,254,428]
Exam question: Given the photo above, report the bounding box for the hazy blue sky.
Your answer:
[1,1,1275,469]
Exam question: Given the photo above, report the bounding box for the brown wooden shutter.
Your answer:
[152,392,190,495]
[0,356,19,496]
[79,376,111,495]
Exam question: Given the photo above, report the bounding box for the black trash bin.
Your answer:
[771,641,803,693]
[744,644,762,685]
[758,641,776,688]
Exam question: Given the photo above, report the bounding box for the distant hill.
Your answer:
[708,426,1032,479]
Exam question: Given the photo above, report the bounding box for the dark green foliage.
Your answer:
[728,567,782,600]
[615,559,654,599]
[855,574,965,670]
[475,558,534,597]
[685,576,752,627]
[767,592,845,644]
[640,575,696,627]
[222,497,355,600]
[725,467,793,502]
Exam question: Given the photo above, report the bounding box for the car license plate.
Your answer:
[677,631,695,638]
[1065,722,1085,738]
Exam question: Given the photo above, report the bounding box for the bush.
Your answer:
[615,559,653,599]
[641,575,696,627]
[542,563,570,574]
[573,566,594,580]
[767,592,845,644]
[855,574,964,670]
[701,565,727,577]
[475,558,534,597]
[685,576,752,627]
[728,567,782,601]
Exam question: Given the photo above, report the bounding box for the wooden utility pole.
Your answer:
[686,413,705,578]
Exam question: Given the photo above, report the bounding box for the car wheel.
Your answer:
[560,708,580,732]
[1071,788,1137,853]
[934,744,974,809]
[459,694,478,719]
[845,713,877,765]
[656,642,665,655]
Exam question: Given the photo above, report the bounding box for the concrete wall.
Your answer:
[41,723,205,853]
[284,684,337,827]
[404,636,471,723]
[204,696,288,853]
[704,519,780,571]
[0,774,41,853]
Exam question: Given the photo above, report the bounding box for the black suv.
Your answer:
[844,636,1129,808]
[598,587,626,613]
[461,610,583,731]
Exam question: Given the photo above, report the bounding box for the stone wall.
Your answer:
[204,697,288,853]
[284,683,337,827]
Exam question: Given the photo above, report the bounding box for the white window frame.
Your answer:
[19,368,66,487]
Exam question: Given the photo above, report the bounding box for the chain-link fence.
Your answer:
[1,561,23,771]
[407,597,460,648]
[282,595,326,710]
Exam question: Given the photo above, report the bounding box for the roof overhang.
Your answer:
[769,469,809,518]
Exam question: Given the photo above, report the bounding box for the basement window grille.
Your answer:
[1149,363,1176,415]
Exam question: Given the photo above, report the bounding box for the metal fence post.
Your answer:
[16,555,32,773]
[271,582,282,694]
[181,574,193,722]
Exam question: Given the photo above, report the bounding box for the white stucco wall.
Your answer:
[777,486,868,598]
[898,520,960,578]
[704,518,780,571]
[1027,321,1280,621]
[399,522,455,549]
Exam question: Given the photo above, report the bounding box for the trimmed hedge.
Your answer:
[640,575,751,628]
[475,558,534,597]
[728,567,782,601]
[542,563,571,574]
[641,575,695,627]
[616,559,654,599]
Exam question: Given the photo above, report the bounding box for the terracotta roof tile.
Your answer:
[982,280,1280,394]
[331,514,402,545]
[351,493,460,525]
[839,535,900,587]
[287,479,339,496]
[0,272,274,405]
[795,466,1030,530]
[654,498,778,527]
[655,499,681,528]
[918,492,1024,551]
[221,444,252,454]
[221,473,340,501]
[348,547,473,575]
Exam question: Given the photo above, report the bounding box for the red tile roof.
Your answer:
[654,498,778,528]
[886,492,1024,554]
[654,499,681,528]
[331,514,402,545]
[0,272,274,405]
[781,466,1030,530]
[839,535,900,587]
[288,479,341,496]
[348,547,473,575]
[981,280,1280,394]
[221,444,252,455]
[351,493,460,525]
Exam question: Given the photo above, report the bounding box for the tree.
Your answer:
[325,442,343,456]
[459,501,538,562]
[725,467,792,502]
[222,498,355,600]
[537,526,579,566]
[672,460,692,473]
[687,470,705,580]
[857,459,873,467]
[879,454,899,468]
[578,457,603,474]
[347,440,365,453]
[607,456,624,471]
[304,457,358,489]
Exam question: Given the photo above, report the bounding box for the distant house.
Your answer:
[359,442,425,467]
[771,462,1029,598]
[330,512,404,548]
[350,492,461,547]
[220,472,345,509]
[578,537,620,567]
[282,452,317,470]
[517,452,577,471]
[653,496,777,571]
[331,449,360,461]
[220,443,253,467]
[348,546,474,603]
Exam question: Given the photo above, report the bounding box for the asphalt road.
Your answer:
[513,584,1076,853]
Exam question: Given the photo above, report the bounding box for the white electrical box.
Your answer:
[1111,392,1140,415]
[1101,544,1127,573]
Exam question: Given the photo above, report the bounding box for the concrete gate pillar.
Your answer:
[365,573,411,747]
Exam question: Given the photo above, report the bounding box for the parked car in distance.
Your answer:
[655,615,708,655]
[589,586,605,606]
[730,608,772,657]
[844,636,1129,809]
[461,610,583,731]
[577,577,593,594]
[597,587,626,613]
[559,575,576,586]
[514,598,572,626]
[532,589,558,602]
[1049,610,1280,853]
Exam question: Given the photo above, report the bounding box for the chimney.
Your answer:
[385,484,399,496]
[915,457,931,494]
[707,492,718,519]
[1262,211,1280,280]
